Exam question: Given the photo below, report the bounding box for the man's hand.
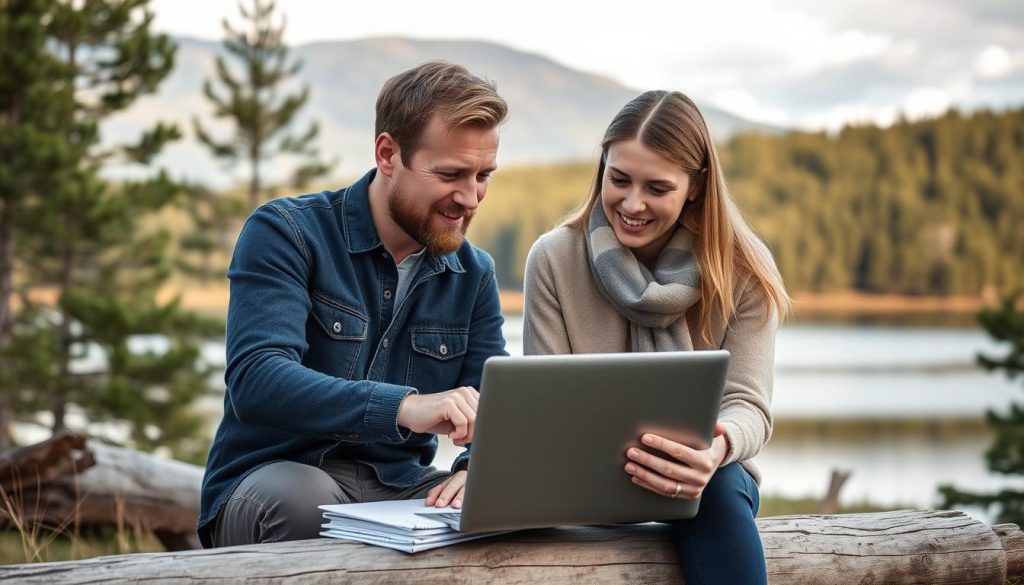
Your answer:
[623,422,731,500]
[397,386,479,446]
[425,470,468,508]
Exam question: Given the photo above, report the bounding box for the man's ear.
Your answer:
[375,133,400,177]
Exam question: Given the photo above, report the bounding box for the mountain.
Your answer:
[102,36,780,187]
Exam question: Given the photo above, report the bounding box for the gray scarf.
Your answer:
[586,204,702,352]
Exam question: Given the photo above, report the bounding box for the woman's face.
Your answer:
[600,139,696,266]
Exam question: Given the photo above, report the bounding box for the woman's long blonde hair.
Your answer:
[563,91,790,338]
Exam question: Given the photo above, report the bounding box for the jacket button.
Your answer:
[383,289,392,300]
[382,337,389,348]
[332,321,342,333]
[348,433,359,440]
[439,343,448,356]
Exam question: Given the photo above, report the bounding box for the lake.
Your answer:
[434,316,1019,518]
[36,314,1022,520]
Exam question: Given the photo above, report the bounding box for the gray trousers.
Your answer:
[210,459,451,547]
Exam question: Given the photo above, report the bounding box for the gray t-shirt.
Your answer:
[394,248,426,309]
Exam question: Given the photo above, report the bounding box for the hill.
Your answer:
[102,36,778,186]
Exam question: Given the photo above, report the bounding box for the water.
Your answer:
[463,317,1021,515]
[32,315,1022,517]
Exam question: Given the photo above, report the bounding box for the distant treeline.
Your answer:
[469,107,1024,295]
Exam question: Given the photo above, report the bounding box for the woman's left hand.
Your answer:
[624,422,730,500]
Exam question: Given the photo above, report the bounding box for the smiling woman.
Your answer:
[523,90,791,585]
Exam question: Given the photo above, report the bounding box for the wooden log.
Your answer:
[0,509,1016,584]
[0,432,94,490]
[994,523,1024,581]
[0,434,203,550]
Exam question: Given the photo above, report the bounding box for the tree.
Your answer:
[939,293,1024,525]
[0,0,223,460]
[193,0,333,210]
[0,0,78,449]
[176,182,245,283]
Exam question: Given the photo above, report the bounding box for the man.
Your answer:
[199,61,509,547]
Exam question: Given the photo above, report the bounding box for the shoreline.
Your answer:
[495,290,990,317]
[13,286,995,318]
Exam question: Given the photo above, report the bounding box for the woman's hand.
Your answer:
[425,470,468,508]
[624,422,730,499]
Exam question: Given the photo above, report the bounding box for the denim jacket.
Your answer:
[198,169,507,546]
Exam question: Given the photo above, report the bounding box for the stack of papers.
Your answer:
[319,499,508,553]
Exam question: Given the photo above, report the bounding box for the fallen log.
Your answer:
[995,522,1024,580]
[0,432,203,550]
[0,509,1019,584]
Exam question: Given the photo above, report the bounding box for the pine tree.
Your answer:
[0,0,78,448]
[193,0,333,210]
[1,0,223,459]
[939,293,1024,525]
[176,182,245,283]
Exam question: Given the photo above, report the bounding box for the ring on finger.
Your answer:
[671,482,682,498]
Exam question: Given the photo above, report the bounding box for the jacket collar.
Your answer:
[342,169,465,274]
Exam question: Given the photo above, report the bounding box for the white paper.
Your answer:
[319,499,509,553]
[318,498,460,530]
[320,519,451,538]
[320,529,504,553]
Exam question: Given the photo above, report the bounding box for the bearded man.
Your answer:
[199,62,509,547]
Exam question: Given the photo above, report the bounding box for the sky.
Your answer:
[150,0,1024,132]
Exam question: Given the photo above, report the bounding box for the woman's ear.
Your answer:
[687,168,708,202]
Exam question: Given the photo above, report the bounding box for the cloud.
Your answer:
[150,0,1024,132]
[975,45,1014,78]
[709,90,792,127]
[902,88,954,119]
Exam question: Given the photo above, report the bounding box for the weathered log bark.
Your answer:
[0,432,95,489]
[0,432,202,551]
[0,509,1019,584]
[995,522,1024,580]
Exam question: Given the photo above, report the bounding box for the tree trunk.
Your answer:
[51,240,75,434]
[0,509,1020,584]
[0,197,18,451]
[249,144,261,210]
[816,468,851,514]
[0,198,15,346]
[0,432,202,550]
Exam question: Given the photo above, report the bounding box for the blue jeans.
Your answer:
[669,462,766,585]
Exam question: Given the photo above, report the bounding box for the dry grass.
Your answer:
[0,467,162,565]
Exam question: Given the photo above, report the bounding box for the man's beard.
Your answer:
[387,184,474,255]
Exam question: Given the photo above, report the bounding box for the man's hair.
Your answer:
[375,61,508,166]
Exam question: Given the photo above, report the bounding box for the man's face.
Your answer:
[387,115,499,255]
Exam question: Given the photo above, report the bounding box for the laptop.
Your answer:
[418,350,729,533]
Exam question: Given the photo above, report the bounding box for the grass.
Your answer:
[0,468,163,565]
[0,527,163,565]
[770,417,991,442]
[758,494,905,517]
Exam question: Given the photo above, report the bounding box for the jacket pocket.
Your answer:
[406,328,469,391]
[309,292,368,379]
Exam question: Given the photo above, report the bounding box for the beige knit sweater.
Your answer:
[522,226,779,484]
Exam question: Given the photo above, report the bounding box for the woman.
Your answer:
[523,91,789,584]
